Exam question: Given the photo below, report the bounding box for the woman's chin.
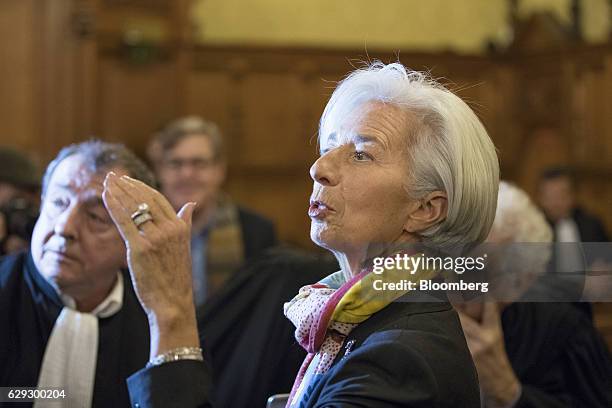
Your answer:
[310,227,339,251]
[310,234,332,250]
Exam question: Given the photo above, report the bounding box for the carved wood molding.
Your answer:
[103,0,171,12]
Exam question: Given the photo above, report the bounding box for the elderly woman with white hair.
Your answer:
[103,62,499,407]
[457,182,612,408]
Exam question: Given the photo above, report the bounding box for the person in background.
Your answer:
[537,166,611,314]
[538,167,609,244]
[0,140,155,407]
[457,181,612,408]
[0,147,41,255]
[148,117,277,313]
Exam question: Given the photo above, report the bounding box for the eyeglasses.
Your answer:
[162,157,216,171]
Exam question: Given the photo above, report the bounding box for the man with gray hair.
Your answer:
[0,140,155,407]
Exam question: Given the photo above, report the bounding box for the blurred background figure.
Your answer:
[149,116,277,312]
[538,166,609,244]
[538,166,611,308]
[197,248,335,408]
[0,147,40,255]
[457,181,612,408]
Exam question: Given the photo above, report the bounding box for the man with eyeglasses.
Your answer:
[148,116,277,314]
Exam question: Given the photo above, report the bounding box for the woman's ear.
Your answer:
[403,191,448,233]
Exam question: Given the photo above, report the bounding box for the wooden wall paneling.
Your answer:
[184,71,234,151]
[447,70,501,134]
[74,27,100,142]
[97,58,179,157]
[575,172,612,236]
[0,0,95,163]
[559,58,585,169]
[571,56,609,168]
[300,71,343,165]
[569,62,590,165]
[92,0,192,158]
[565,51,612,233]
[605,54,612,166]
[226,168,315,249]
[486,66,522,179]
[518,61,565,129]
[38,0,81,158]
[239,72,308,167]
[0,0,41,163]
[97,0,171,34]
[512,59,567,195]
[517,127,572,197]
[169,0,192,115]
[230,70,315,247]
[102,0,171,10]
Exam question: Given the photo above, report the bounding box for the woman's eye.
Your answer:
[353,151,372,161]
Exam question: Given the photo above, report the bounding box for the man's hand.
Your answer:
[102,172,199,359]
[458,302,521,408]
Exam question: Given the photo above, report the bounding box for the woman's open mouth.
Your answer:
[308,200,333,219]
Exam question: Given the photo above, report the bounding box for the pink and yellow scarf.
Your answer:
[284,255,437,407]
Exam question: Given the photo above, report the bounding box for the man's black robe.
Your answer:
[0,251,149,407]
[502,302,612,407]
[197,248,336,408]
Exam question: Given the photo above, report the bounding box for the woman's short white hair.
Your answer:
[490,181,553,244]
[319,62,499,250]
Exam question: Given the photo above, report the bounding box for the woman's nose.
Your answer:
[309,152,339,186]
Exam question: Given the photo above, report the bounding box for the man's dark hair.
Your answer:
[41,140,156,198]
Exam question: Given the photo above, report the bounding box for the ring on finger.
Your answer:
[133,212,153,228]
[131,203,150,221]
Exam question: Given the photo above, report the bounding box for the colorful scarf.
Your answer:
[206,195,245,295]
[283,254,437,407]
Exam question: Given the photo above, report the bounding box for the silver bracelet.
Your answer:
[146,346,203,368]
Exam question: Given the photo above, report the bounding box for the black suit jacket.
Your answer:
[546,207,609,247]
[197,248,336,408]
[300,300,480,407]
[503,302,612,407]
[128,298,480,407]
[237,207,278,260]
[571,207,609,243]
